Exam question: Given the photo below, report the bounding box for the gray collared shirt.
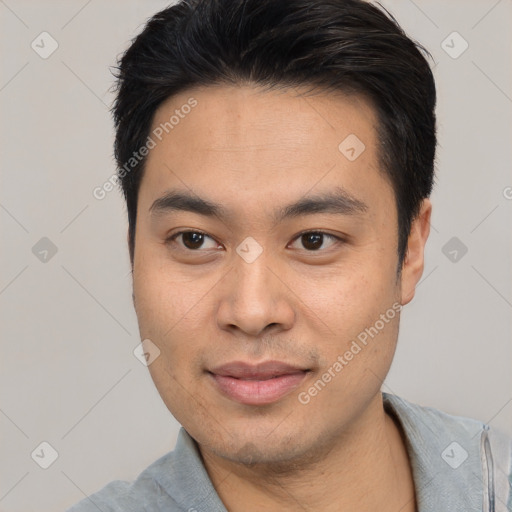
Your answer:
[66,392,512,511]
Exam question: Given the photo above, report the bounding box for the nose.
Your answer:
[216,249,295,339]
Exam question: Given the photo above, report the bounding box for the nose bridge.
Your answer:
[233,233,274,290]
[233,243,276,310]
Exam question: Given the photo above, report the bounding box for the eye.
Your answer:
[166,230,220,251]
[289,231,343,251]
[166,229,344,253]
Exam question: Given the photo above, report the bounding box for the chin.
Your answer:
[198,420,321,467]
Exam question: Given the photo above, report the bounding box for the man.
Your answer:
[68,0,512,510]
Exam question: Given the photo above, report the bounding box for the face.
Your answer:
[132,84,428,466]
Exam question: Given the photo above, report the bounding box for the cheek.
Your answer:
[146,351,200,432]
[134,278,204,366]
[303,269,400,402]
[301,255,398,336]
[135,267,212,423]
[132,255,219,378]
[133,248,204,337]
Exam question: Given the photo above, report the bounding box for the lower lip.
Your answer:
[210,372,307,405]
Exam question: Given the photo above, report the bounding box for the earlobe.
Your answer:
[400,199,432,305]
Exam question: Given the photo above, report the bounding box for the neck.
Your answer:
[199,393,416,512]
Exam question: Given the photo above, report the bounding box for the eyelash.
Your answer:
[166,229,344,253]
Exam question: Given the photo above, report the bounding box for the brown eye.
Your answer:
[301,232,323,250]
[182,232,206,250]
[167,231,219,251]
[290,231,341,251]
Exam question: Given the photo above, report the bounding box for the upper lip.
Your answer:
[209,361,308,379]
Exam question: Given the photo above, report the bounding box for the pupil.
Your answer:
[183,232,204,249]
[303,233,322,250]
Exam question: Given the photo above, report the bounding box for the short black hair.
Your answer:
[112,0,436,267]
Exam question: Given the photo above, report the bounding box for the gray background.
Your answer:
[0,0,511,510]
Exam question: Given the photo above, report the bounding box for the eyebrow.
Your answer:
[149,186,368,224]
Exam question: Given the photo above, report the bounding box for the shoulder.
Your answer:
[65,427,227,512]
[383,392,512,511]
[65,429,194,512]
[64,452,183,512]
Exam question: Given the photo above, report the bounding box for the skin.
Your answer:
[131,84,431,511]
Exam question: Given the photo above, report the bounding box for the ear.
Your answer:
[400,199,432,305]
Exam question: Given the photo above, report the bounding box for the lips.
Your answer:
[208,361,309,405]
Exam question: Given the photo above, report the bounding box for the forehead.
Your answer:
[149,83,378,154]
[139,84,392,224]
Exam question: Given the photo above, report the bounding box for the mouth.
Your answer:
[208,361,310,405]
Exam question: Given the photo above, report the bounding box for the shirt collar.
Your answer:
[382,392,484,511]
